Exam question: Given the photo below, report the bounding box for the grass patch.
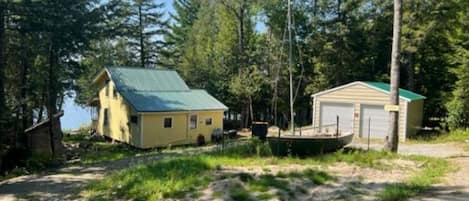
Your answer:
[409,129,469,143]
[378,156,451,201]
[248,174,290,192]
[278,168,334,185]
[83,139,440,200]
[80,142,142,164]
[83,156,212,201]
[230,184,255,201]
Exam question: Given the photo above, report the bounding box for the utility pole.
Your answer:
[385,0,402,152]
[288,0,294,135]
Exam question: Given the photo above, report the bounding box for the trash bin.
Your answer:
[251,122,268,140]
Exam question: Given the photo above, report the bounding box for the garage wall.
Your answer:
[406,100,423,137]
[313,83,407,140]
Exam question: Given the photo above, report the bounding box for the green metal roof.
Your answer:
[121,90,228,112]
[106,67,190,91]
[364,82,426,101]
[105,67,227,112]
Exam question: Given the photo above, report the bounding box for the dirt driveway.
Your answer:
[350,141,469,201]
[1,142,468,201]
[0,146,216,201]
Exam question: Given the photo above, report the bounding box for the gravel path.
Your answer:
[0,145,218,201]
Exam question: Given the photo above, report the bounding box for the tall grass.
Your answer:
[410,129,469,143]
[378,157,451,201]
[84,157,213,201]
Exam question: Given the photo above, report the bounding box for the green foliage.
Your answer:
[229,183,255,201]
[446,4,469,129]
[410,129,469,143]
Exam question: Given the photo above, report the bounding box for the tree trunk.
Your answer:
[406,52,415,91]
[385,0,402,152]
[18,34,31,146]
[47,42,58,156]
[138,4,145,68]
[249,96,254,122]
[0,4,6,131]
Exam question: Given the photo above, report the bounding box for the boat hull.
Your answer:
[267,133,354,156]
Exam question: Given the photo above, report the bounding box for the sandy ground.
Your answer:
[0,140,468,201]
[182,160,416,201]
[350,141,469,201]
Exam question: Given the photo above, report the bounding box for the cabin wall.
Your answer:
[97,80,136,144]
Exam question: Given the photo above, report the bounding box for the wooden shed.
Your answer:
[311,81,425,141]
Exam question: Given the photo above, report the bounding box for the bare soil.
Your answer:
[1,141,468,201]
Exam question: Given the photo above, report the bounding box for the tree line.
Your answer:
[0,0,468,157]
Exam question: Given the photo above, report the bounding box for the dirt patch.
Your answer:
[184,161,416,201]
[410,157,469,201]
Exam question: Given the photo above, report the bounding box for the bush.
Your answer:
[215,138,272,157]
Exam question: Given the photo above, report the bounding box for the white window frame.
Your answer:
[163,117,173,128]
[190,114,197,129]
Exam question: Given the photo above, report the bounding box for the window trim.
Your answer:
[205,117,213,126]
[189,114,197,129]
[163,117,173,128]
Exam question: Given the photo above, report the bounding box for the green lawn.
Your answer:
[409,129,469,143]
[82,140,451,201]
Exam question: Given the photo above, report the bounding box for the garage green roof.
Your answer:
[364,82,426,101]
[104,67,227,112]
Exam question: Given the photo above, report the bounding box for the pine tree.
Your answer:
[161,0,200,68]
[126,0,168,68]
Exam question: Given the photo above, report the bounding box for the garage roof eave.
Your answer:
[310,81,426,102]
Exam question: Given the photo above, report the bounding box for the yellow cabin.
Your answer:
[89,67,228,148]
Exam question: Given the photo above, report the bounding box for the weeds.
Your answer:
[378,157,451,201]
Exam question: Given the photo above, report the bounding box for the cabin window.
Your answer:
[205,118,212,126]
[113,88,118,99]
[105,80,110,97]
[103,108,109,126]
[163,117,172,128]
[130,115,138,124]
[190,115,197,129]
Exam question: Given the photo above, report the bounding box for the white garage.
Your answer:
[360,104,389,138]
[311,81,425,141]
[319,102,354,134]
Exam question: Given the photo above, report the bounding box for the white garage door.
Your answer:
[320,102,354,134]
[360,105,389,138]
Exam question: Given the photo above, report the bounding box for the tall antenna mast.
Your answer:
[288,0,294,134]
